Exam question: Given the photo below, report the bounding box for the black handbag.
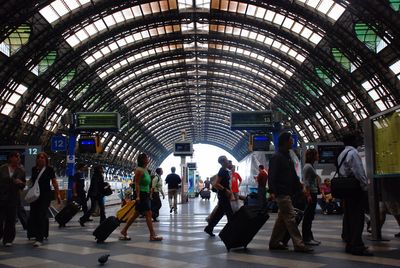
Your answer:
[331,150,362,199]
[102,182,113,196]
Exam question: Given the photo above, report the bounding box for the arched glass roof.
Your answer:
[1,0,399,169]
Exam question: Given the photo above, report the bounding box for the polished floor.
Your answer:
[1,194,400,268]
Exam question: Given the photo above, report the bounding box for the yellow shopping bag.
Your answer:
[116,200,136,222]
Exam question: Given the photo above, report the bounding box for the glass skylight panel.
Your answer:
[39,6,60,23]
[40,0,90,24]
[327,3,346,21]
[196,0,210,9]
[389,59,400,80]
[178,0,193,9]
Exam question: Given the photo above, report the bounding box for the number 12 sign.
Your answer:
[51,136,67,152]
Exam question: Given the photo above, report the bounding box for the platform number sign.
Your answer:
[51,136,67,152]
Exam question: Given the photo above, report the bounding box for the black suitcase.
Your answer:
[244,192,258,206]
[93,216,120,243]
[219,206,269,251]
[55,202,80,227]
[200,189,210,199]
[93,200,136,243]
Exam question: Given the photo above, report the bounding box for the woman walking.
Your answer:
[302,148,321,246]
[120,153,162,241]
[27,152,61,247]
[79,165,106,226]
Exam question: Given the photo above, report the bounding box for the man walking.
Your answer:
[255,165,268,208]
[204,155,233,237]
[72,163,88,215]
[165,167,181,214]
[268,132,313,253]
[338,133,373,256]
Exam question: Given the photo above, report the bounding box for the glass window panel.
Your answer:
[317,0,334,14]
[1,104,14,115]
[53,0,69,16]
[327,3,346,20]
[66,35,80,47]
[355,22,387,53]
[390,0,400,11]
[389,59,400,79]
[94,20,107,31]
[39,6,60,23]
[3,24,31,55]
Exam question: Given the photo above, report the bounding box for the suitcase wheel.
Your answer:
[96,239,105,244]
[59,224,66,228]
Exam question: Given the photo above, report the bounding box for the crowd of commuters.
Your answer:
[1,132,399,258]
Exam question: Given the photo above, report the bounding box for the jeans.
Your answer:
[302,193,317,241]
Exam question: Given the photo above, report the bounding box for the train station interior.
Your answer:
[1,0,400,267]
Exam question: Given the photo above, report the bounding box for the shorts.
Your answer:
[136,192,151,213]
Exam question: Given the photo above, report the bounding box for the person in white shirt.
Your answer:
[337,133,372,256]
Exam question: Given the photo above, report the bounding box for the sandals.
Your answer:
[119,235,131,241]
[149,235,163,241]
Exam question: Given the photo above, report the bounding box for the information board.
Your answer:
[51,135,67,151]
[230,110,273,130]
[74,112,120,131]
[373,108,400,175]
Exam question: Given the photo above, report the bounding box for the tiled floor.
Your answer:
[1,195,400,267]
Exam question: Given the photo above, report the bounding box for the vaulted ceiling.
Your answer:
[0,0,399,171]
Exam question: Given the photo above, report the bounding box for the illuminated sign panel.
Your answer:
[174,142,193,156]
[231,110,273,130]
[372,108,400,176]
[74,112,120,131]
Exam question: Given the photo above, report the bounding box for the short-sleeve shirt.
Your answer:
[231,172,242,193]
[217,167,230,198]
[165,173,181,189]
[31,166,56,203]
[257,170,268,188]
[303,163,319,194]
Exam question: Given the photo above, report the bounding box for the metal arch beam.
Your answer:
[8,11,340,142]
[154,120,245,161]
[1,1,398,149]
[147,106,244,144]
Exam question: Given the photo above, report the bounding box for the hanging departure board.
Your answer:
[373,108,400,175]
[74,112,120,131]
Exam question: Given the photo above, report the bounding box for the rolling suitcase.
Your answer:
[55,202,80,227]
[219,206,269,251]
[93,201,136,243]
[93,216,120,243]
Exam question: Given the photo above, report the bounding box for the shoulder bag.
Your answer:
[102,182,113,196]
[330,150,362,199]
[25,167,45,203]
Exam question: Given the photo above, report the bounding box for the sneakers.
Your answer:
[304,240,321,246]
[351,249,373,256]
[170,207,174,213]
[394,232,400,238]
[33,241,42,247]
[204,226,215,237]
[4,243,12,247]
[269,243,289,250]
[174,209,177,214]
[294,246,314,253]
[79,219,85,227]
